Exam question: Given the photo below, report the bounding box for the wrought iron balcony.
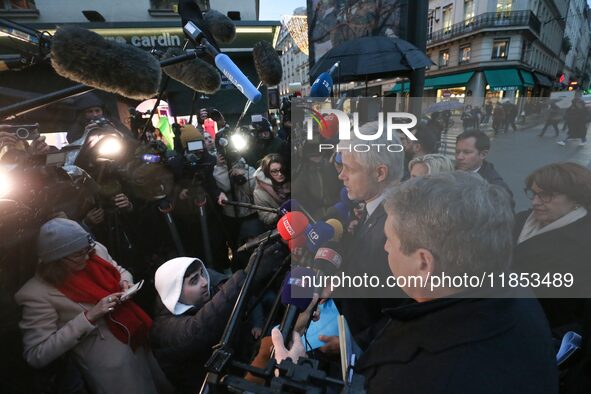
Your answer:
[428,11,541,46]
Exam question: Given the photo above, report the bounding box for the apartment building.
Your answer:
[391,0,590,105]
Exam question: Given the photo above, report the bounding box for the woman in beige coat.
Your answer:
[253,153,291,227]
[14,218,171,394]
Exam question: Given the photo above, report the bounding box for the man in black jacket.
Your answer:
[273,172,558,393]
[455,130,514,203]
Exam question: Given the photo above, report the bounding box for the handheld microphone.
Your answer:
[305,221,335,253]
[325,202,351,225]
[214,54,262,102]
[325,218,344,242]
[236,211,309,252]
[314,241,343,276]
[278,199,293,216]
[310,62,340,97]
[50,26,161,100]
[162,48,221,94]
[282,198,317,224]
[253,40,283,86]
[183,21,262,103]
[279,267,316,346]
[310,72,333,98]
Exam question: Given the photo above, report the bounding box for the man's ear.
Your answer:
[479,149,489,159]
[416,248,435,277]
[375,164,388,183]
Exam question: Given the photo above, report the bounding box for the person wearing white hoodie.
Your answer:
[150,243,288,393]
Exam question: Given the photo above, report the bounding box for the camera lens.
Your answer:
[15,127,30,140]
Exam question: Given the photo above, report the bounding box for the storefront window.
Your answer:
[492,39,509,59]
[460,45,471,63]
[437,87,466,103]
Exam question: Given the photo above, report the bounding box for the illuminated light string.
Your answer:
[282,15,309,55]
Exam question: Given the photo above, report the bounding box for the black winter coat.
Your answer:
[477,160,514,202]
[356,290,559,394]
[513,210,591,332]
[150,270,247,393]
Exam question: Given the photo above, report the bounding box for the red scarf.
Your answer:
[58,253,151,350]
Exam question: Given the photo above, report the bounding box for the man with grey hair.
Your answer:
[318,122,406,354]
[272,172,558,392]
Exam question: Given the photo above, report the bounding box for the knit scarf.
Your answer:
[58,253,152,350]
[517,207,588,245]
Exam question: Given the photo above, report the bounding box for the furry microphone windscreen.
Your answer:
[253,41,282,86]
[51,26,161,100]
[162,48,221,94]
[203,10,236,44]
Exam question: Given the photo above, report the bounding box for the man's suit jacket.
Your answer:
[477,160,513,199]
[335,202,408,350]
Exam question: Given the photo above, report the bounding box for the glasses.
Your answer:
[270,169,282,175]
[70,237,96,258]
[524,188,556,203]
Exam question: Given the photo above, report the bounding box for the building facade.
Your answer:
[562,0,591,87]
[0,0,257,23]
[392,0,591,105]
[277,7,310,97]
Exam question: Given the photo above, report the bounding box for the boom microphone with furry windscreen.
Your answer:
[178,0,222,52]
[161,47,221,94]
[253,40,282,86]
[50,26,161,100]
[203,10,236,44]
[180,1,262,103]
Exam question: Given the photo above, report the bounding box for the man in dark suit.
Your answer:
[319,122,408,353]
[455,130,514,202]
[272,172,558,393]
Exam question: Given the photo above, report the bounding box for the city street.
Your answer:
[440,117,591,211]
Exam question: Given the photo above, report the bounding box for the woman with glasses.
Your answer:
[14,218,171,394]
[514,163,591,332]
[253,153,290,227]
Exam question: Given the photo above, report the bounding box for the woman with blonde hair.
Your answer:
[408,153,455,178]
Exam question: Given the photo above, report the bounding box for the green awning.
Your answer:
[389,71,474,94]
[390,81,410,94]
[484,69,523,91]
[535,72,553,87]
[424,71,475,90]
[520,70,535,87]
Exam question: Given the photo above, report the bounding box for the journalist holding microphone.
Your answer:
[14,218,171,394]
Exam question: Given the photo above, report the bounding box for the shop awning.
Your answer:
[424,71,475,90]
[534,72,553,87]
[389,71,474,94]
[484,69,523,91]
[519,70,535,87]
[389,81,410,94]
